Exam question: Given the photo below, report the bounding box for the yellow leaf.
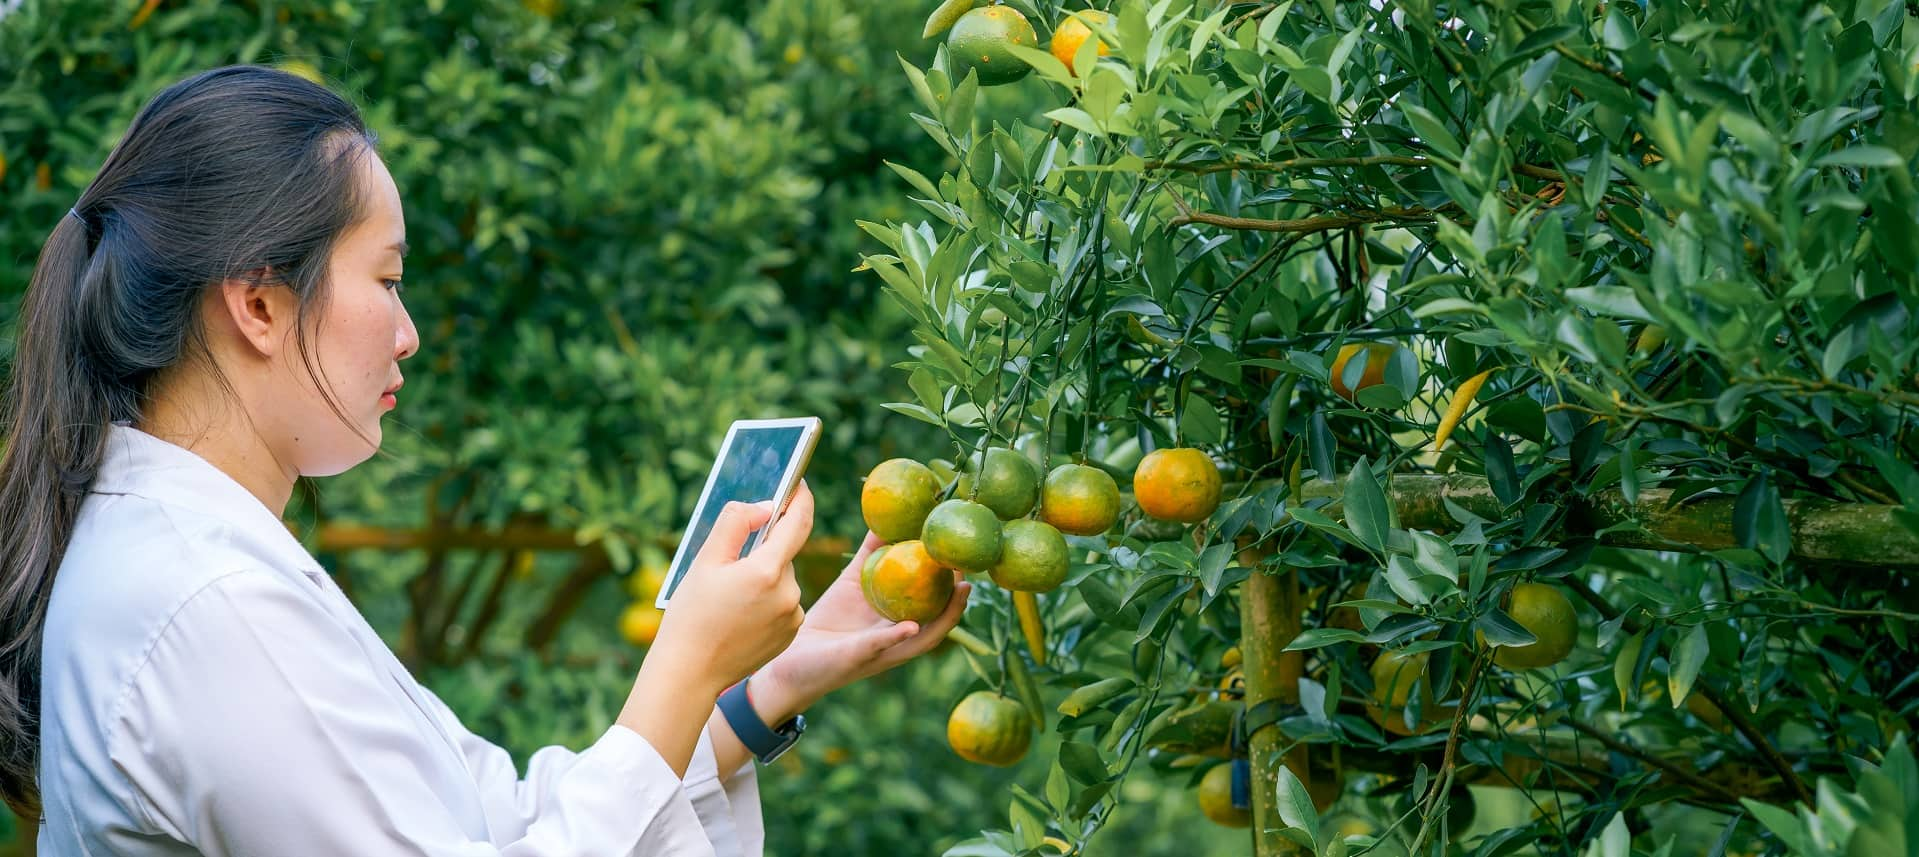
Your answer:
[1433,368,1494,451]
[1014,590,1046,666]
[128,0,160,31]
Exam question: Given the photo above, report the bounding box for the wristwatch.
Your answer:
[717,677,806,764]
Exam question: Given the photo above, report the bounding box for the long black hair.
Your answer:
[0,65,379,818]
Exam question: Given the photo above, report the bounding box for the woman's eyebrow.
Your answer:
[390,240,409,258]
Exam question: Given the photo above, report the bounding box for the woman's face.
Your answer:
[272,151,418,477]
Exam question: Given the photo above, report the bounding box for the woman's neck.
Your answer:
[135,373,296,517]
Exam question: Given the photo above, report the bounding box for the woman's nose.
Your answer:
[395,300,420,361]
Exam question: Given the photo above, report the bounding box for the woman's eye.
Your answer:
[383,278,405,294]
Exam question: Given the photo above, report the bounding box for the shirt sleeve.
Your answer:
[107,569,721,857]
[413,685,765,856]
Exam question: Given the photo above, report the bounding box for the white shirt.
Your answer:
[37,424,763,855]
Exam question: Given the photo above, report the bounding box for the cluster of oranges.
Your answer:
[858,444,1227,625]
[860,442,1226,767]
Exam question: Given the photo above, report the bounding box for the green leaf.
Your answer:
[1043,106,1104,138]
[1343,458,1390,553]
[1668,624,1709,707]
[1057,677,1134,717]
[1478,609,1539,647]
[1274,764,1319,848]
[1565,286,1657,323]
[1059,741,1109,784]
[1816,146,1906,168]
[1614,630,1646,711]
[1403,103,1463,161]
[1740,799,1813,855]
[1733,473,1791,565]
[1284,628,1367,651]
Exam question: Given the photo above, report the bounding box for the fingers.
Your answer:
[838,530,883,581]
[694,500,775,570]
[751,481,816,566]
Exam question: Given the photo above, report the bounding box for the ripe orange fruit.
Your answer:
[1367,649,1454,736]
[618,601,664,647]
[947,5,1037,86]
[990,519,1069,592]
[1049,10,1111,75]
[861,540,954,624]
[1197,764,1250,827]
[1039,463,1121,536]
[921,499,1004,573]
[947,691,1032,766]
[861,458,941,543]
[1484,583,1578,669]
[972,447,1040,520]
[1133,447,1223,523]
[1329,342,1401,401]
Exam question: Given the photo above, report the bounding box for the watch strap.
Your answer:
[717,678,803,764]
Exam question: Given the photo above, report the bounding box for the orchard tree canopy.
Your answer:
[856,0,1919,853]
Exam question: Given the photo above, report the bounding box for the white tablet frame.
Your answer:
[655,416,822,609]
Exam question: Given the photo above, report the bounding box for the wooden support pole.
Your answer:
[1286,475,1919,567]
[1240,545,1309,857]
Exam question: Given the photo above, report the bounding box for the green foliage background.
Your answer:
[0,1,1256,855]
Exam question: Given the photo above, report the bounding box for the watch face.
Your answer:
[761,715,805,764]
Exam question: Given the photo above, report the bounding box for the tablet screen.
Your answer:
[658,423,810,604]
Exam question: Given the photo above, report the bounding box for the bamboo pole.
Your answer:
[1239,545,1309,857]
[310,523,852,561]
[1288,475,1919,567]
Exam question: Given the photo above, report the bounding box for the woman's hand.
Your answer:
[748,532,971,722]
[619,483,814,775]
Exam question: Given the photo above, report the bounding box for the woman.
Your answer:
[0,66,970,855]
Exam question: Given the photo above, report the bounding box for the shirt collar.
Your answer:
[92,422,327,583]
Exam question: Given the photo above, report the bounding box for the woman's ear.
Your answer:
[213,269,301,359]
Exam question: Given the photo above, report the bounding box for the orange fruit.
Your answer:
[989,518,1069,592]
[858,544,893,607]
[627,563,669,600]
[1039,463,1121,536]
[1049,10,1111,75]
[1329,342,1400,401]
[618,601,664,647]
[921,499,1004,573]
[1367,649,1454,736]
[947,5,1037,86]
[1133,447,1223,523]
[1482,583,1578,669]
[1197,763,1250,827]
[971,447,1040,519]
[861,540,954,624]
[947,691,1032,766]
[861,458,941,543]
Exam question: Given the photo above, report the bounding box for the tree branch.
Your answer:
[1145,155,1565,183]
[1560,577,1815,806]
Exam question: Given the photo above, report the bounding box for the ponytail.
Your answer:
[0,210,118,819]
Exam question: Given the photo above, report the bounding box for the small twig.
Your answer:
[1562,716,1744,805]
[1170,204,1439,234]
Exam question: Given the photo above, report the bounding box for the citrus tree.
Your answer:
[856,0,1919,853]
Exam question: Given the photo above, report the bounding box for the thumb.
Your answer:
[693,501,774,570]
[856,620,922,658]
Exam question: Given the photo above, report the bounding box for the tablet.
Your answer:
[655,417,822,608]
